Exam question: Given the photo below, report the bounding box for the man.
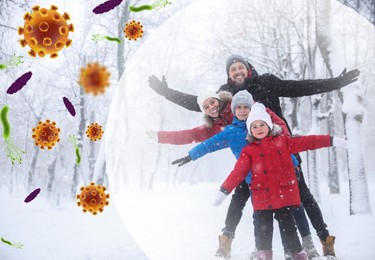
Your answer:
[148,54,360,258]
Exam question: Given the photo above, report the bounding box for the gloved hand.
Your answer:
[145,130,158,141]
[213,190,228,207]
[148,75,169,97]
[171,155,192,167]
[332,136,348,148]
[338,68,360,86]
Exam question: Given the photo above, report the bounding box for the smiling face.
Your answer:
[228,62,248,86]
[234,104,251,121]
[250,120,270,139]
[202,97,220,118]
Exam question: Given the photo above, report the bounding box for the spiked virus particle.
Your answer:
[18,5,74,58]
[32,119,61,149]
[79,63,111,95]
[86,123,104,141]
[123,20,143,40]
[76,182,110,215]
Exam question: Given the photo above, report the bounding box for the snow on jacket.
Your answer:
[157,91,233,145]
[221,128,332,211]
[160,62,349,133]
[188,107,288,161]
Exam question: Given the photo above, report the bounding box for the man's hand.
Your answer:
[338,68,360,86]
[148,75,169,97]
[171,155,192,167]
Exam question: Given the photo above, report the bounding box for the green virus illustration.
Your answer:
[0,105,25,165]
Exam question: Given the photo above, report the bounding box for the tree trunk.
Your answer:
[47,155,58,196]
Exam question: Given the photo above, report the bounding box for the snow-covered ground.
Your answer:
[1,181,375,260]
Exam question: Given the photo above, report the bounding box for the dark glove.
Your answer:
[148,75,169,97]
[338,68,360,86]
[171,155,192,167]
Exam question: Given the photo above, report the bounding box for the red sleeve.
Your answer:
[221,148,252,193]
[266,108,290,135]
[286,135,331,154]
[158,124,223,145]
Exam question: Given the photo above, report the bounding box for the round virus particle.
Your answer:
[79,63,111,95]
[123,20,143,40]
[18,5,74,58]
[86,123,104,141]
[32,119,61,149]
[76,182,110,215]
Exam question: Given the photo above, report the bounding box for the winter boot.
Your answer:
[256,250,273,260]
[320,235,335,257]
[291,251,308,260]
[302,235,320,259]
[215,234,233,259]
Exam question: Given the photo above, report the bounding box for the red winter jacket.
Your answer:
[221,132,331,211]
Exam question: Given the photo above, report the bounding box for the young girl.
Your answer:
[214,103,347,260]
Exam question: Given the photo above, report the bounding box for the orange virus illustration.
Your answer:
[76,182,110,215]
[79,63,111,95]
[18,5,74,58]
[123,20,143,40]
[32,120,60,149]
[86,123,104,141]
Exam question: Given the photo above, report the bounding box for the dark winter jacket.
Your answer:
[157,91,233,145]
[220,127,332,211]
[161,62,349,132]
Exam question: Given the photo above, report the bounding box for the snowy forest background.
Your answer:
[1,0,374,259]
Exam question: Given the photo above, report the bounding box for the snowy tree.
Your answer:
[314,0,372,214]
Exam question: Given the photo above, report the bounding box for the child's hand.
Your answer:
[213,190,228,206]
[332,136,348,148]
[171,155,192,166]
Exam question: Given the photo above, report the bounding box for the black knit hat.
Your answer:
[226,54,250,76]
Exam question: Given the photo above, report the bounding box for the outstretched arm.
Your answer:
[148,75,201,112]
[188,130,229,160]
[157,123,223,145]
[268,68,360,97]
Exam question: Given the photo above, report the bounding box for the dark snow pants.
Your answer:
[253,207,303,253]
[296,166,330,241]
[221,180,311,239]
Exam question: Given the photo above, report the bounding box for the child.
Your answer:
[171,91,317,259]
[214,103,347,260]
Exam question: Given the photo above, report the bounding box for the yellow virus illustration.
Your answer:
[18,5,74,58]
[79,63,111,95]
[86,123,104,141]
[123,20,143,40]
[76,182,110,215]
[32,119,60,149]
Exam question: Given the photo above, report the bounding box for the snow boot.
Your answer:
[291,251,308,260]
[256,250,273,260]
[215,234,233,259]
[320,235,335,257]
[302,235,320,259]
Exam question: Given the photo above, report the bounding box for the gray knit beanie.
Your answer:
[226,54,250,76]
[231,90,254,114]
